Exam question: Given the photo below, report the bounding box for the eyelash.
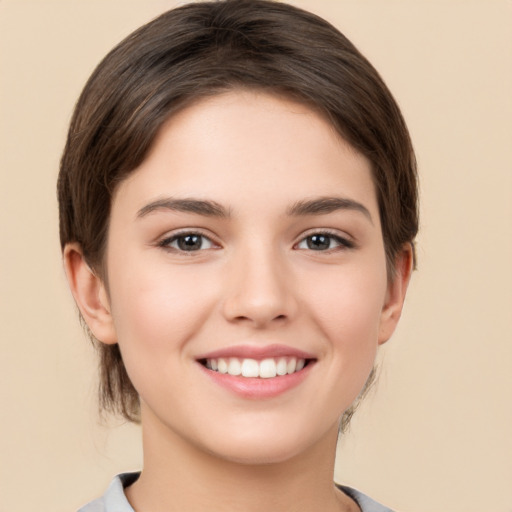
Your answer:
[158,230,217,253]
[295,230,355,251]
[158,229,355,253]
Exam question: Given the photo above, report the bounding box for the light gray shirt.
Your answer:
[78,472,395,512]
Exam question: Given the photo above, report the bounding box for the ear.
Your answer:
[378,244,414,345]
[63,243,117,345]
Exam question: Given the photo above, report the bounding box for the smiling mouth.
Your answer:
[198,357,315,379]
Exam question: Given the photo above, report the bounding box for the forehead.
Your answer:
[112,90,378,222]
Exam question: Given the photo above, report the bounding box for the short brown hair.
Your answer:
[58,0,418,428]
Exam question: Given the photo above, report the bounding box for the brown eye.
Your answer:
[306,234,331,250]
[296,233,354,251]
[160,232,215,252]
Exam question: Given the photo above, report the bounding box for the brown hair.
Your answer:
[58,0,418,429]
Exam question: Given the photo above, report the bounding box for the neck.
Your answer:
[125,411,357,512]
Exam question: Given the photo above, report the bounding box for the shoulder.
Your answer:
[337,484,396,512]
[77,473,140,512]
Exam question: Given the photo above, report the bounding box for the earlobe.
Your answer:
[378,244,414,345]
[63,243,117,345]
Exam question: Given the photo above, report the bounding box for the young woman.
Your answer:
[59,1,418,510]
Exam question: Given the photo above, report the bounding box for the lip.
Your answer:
[197,362,314,399]
[195,344,317,399]
[195,343,316,361]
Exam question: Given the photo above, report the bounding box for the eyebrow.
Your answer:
[136,195,372,223]
[137,198,231,219]
[286,196,373,223]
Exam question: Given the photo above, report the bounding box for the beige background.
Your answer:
[1,1,511,511]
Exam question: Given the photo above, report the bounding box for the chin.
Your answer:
[199,422,337,467]
[210,442,306,466]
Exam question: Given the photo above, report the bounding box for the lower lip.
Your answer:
[197,362,314,399]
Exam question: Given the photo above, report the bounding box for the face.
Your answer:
[93,91,408,464]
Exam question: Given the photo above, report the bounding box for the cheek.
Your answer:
[304,263,387,356]
[107,259,217,357]
[312,271,385,408]
[105,261,222,405]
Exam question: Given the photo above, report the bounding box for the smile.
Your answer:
[196,345,317,398]
[203,357,308,378]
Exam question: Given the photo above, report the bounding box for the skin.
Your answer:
[65,90,412,512]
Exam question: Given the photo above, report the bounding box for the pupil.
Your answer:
[178,235,201,251]
[308,234,330,250]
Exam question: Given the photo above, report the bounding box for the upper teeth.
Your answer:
[206,357,306,378]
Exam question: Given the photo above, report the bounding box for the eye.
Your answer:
[296,232,354,251]
[159,232,216,252]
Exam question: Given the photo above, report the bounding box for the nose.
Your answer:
[221,244,298,328]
